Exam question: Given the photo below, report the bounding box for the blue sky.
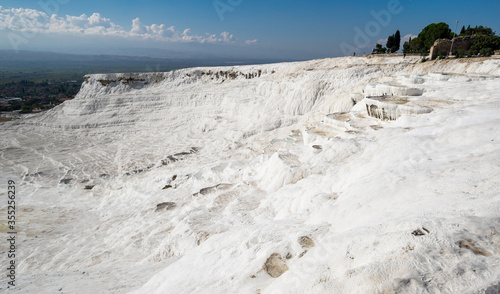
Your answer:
[1,0,499,59]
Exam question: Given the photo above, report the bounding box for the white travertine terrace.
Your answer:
[1,56,499,294]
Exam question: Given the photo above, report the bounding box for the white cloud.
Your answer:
[376,38,387,46]
[220,31,234,43]
[245,39,258,45]
[131,17,147,35]
[401,34,417,45]
[0,6,247,44]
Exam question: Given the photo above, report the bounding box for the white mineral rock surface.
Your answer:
[1,56,500,293]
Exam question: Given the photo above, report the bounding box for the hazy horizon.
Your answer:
[1,0,499,60]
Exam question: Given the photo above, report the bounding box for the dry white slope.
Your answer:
[0,56,500,293]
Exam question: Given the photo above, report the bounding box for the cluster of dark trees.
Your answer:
[0,80,81,96]
[374,30,401,54]
[0,80,81,113]
[373,23,500,57]
[402,23,500,57]
[459,25,495,37]
[1,98,62,113]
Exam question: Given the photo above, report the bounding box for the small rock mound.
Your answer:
[298,236,315,249]
[60,178,72,184]
[456,239,492,256]
[192,183,233,197]
[485,282,500,294]
[411,228,430,236]
[155,202,177,212]
[264,253,289,278]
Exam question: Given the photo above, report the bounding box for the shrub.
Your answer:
[374,43,387,54]
[421,57,428,63]
[465,49,478,57]
[20,105,32,113]
[462,25,495,36]
[455,49,465,58]
[437,50,448,57]
[479,48,493,57]
[470,35,500,52]
[409,37,425,53]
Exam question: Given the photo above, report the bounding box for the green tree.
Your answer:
[403,41,410,53]
[409,37,424,53]
[470,35,500,51]
[459,26,466,35]
[463,25,495,36]
[374,43,387,54]
[479,48,493,57]
[418,22,452,50]
[393,30,401,52]
[385,30,402,53]
[386,35,395,52]
[403,37,411,53]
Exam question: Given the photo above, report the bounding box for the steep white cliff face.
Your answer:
[1,56,500,293]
